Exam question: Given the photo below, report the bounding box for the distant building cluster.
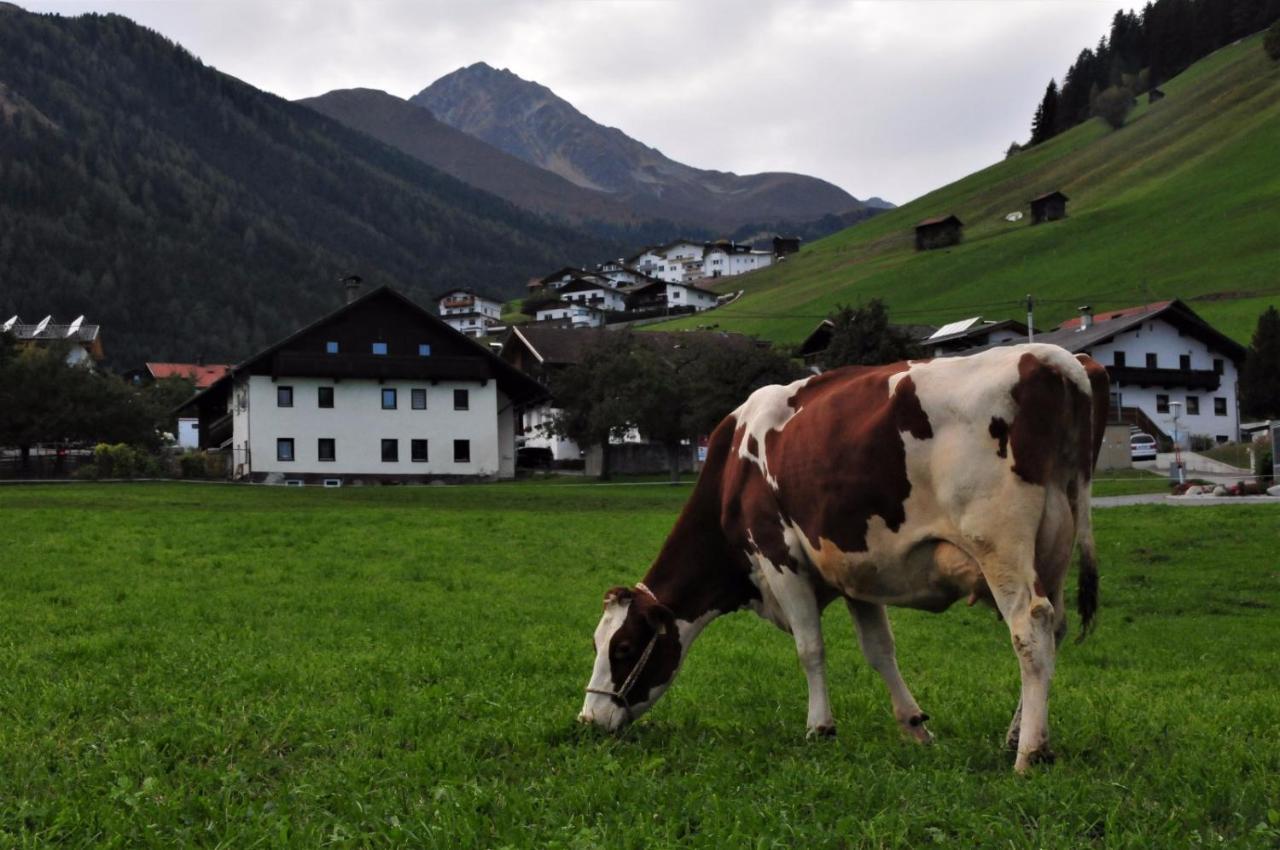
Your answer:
[434,234,803,337]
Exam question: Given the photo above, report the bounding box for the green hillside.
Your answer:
[657,33,1280,344]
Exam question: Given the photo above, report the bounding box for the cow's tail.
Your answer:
[1075,494,1099,642]
[1074,353,1109,642]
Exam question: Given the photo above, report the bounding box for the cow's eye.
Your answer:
[616,641,632,656]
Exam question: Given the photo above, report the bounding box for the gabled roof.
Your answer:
[558,278,620,296]
[436,287,503,303]
[147,362,230,388]
[916,214,963,228]
[1030,190,1069,204]
[1028,299,1245,361]
[625,280,719,298]
[183,286,545,408]
[925,317,1028,347]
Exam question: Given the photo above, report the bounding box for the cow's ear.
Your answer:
[603,586,633,607]
[645,603,676,636]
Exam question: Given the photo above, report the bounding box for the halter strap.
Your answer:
[585,583,664,719]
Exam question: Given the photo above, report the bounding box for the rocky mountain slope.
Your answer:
[412,62,866,231]
[0,9,618,366]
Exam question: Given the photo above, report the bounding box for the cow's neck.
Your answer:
[639,482,755,656]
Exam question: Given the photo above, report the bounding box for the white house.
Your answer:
[922,317,1029,357]
[1026,300,1246,446]
[557,279,627,313]
[533,301,606,328]
[625,280,719,313]
[437,289,504,338]
[183,286,544,483]
[702,242,773,278]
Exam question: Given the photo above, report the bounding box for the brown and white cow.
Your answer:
[580,344,1108,772]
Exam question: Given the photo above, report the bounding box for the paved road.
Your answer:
[1095,493,1279,508]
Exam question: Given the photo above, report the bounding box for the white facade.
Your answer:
[704,247,773,278]
[230,375,510,479]
[665,283,718,312]
[439,290,504,338]
[534,303,605,328]
[520,402,582,460]
[1082,320,1241,445]
[561,286,626,312]
[177,417,200,449]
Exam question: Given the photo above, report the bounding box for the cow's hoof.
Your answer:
[903,713,934,745]
[806,724,837,739]
[1014,747,1056,773]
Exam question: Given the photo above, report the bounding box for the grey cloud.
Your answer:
[28,0,1120,203]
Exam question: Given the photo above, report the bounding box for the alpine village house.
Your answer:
[183,285,543,483]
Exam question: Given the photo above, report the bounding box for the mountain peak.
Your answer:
[412,66,860,227]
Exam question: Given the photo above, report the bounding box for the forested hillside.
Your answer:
[657,32,1280,345]
[0,9,618,367]
[1028,0,1280,144]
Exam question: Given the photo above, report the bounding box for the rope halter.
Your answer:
[585,583,665,721]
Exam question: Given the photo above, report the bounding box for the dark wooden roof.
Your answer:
[1029,191,1069,204]
[184,286,545,408]
[916,214,963,229]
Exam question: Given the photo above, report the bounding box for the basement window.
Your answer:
[412,439,428,462]
[381,439,398,462]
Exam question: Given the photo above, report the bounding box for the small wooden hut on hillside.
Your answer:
[914,215,963,250]
[1029,191,1069,224]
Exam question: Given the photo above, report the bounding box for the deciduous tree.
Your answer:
[1241,306,1280,417]
[819,301,923,370]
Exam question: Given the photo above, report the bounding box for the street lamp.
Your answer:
[1169,401,1185,484]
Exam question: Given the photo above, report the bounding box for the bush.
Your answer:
[179,451,208,479]
[88,443,171,479]
[1265,20,1280,61]
[1092,86,1134,130]
[1189,434,1215,451]
[1255,447,1273,482]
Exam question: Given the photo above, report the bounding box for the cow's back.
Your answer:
[718,345,1099,603]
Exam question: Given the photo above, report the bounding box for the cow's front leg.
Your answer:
[847,599,932,744]
[766,570,835,736]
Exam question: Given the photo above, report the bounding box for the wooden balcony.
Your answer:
[1106,365,1220,391]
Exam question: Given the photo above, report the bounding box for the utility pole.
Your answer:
[1025,294,1035,342]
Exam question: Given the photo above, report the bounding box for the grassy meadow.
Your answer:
[656,33,1280,344]
[2,483,1278,848]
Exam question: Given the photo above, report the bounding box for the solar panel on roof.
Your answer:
[928,317,982,339]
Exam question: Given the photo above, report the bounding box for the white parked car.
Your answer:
[1130,433,1158,461]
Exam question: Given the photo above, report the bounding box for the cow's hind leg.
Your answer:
[847,600,932,743]
[976,542,1058,773]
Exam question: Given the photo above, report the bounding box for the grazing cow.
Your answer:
[580,344,1108,773]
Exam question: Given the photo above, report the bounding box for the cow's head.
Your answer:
[579,585,681,731]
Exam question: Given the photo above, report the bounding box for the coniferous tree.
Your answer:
[1030,80,1060,145]
[1241,307,1280,417]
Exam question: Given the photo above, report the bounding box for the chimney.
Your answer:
[342,274,363,305]
[1077,305,1093,331]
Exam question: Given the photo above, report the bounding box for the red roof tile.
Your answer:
[146,362,230,388]
[1056,301,1172,330]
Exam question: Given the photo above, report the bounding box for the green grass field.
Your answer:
[2,483,1278,848]
[655,33,1280,345]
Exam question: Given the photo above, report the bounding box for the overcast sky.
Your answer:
[28,0,1121,204]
